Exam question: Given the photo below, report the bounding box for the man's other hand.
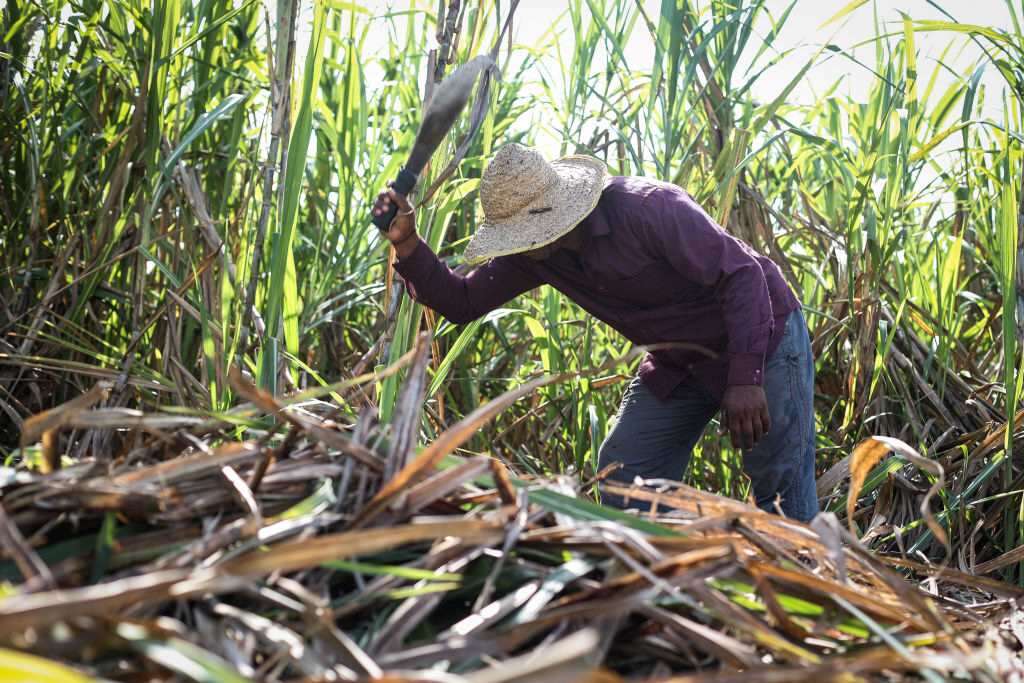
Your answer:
[722,385,771,450]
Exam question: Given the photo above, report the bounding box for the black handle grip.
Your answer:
[371,166,419,231]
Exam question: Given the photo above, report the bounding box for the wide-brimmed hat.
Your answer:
[463,143,608,264]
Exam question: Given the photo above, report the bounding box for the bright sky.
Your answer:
[325,0,1015,158]
[504,0,1014,104]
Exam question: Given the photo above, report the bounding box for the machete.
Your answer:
[371,55,493,231]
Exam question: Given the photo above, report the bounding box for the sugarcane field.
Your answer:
[2,0,1024,680]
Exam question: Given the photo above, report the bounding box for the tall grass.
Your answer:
[1,0,1022,567]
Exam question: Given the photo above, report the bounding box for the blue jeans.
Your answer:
[598,309,819,522]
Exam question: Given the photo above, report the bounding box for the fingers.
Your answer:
[372,190,391,217]
[740,415,755,450]
[727,412,746,450]
[722,386,771,451]
[371,188,412,217]
[387,187,412,211]
[750,411,765,446]
[748,406,769,449]
[727,410,765,450]
[759,405,772,441]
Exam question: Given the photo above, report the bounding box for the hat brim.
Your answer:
[463,155,608,264]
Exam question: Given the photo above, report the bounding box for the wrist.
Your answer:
[726,352,766,387]
[393,231,420,259]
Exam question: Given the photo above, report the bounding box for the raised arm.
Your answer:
[374,188,542,324]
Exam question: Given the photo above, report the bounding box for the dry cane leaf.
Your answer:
[872,435,949,560]
[747,560,921,628]
[19,382,112,473]
[847,436,950,563]
[219,519,503,577]
[846,438,892,535]
[20,381,112,474]
[228,366,384,472]
[0,502,55,588]
[351,372,565,528]
[0,569,240,633]
[490,458,517,506]
[20,381,111,447]
[465,627,600,683]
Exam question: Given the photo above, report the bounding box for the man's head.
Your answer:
[462,143,607,264]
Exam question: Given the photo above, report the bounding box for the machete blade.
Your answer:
[370,55,495,231]
[405,55,494,174]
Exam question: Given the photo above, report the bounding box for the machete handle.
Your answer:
[371,166,418,231]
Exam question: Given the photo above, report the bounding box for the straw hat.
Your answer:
[463,144,608,264]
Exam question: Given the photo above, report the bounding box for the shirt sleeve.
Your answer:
[643,187,774,386]
[392,237,542,324]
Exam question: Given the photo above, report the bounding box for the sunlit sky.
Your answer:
[308,0,1015,157]
[505,0,1013,102]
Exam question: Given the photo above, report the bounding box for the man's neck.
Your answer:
[523,225,585,261]
[559,228,585,253]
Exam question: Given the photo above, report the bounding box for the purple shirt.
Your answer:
[393,176,800,401]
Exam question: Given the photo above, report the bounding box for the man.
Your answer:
[372,143,818,521]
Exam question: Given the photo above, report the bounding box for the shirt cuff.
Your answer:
[392,236,433,281]
[727,352,765,386]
